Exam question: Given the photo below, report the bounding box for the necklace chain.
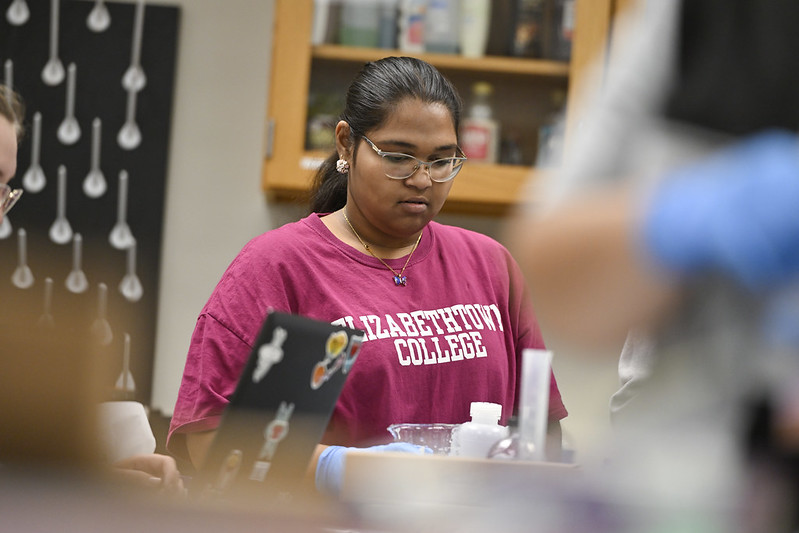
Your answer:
[342,211,422,286]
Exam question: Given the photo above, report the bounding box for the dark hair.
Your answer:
[0,84,25,140]
[309,56,462,213]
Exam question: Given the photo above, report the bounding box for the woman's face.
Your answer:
[0,116,18,223]
[343,98,458,242]
[0,116,17,186]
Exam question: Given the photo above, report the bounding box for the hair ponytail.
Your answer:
[309,153,348,213]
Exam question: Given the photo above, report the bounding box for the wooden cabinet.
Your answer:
[262,0,613,215]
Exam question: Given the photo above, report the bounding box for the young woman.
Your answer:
[168,57,568,492]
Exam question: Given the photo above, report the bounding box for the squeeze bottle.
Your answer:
[398,0,426,53]
[449,402,509,458]
[459,0,491,58]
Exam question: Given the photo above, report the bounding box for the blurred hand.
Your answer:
[644,130,799,290]
[315,442,430,496]
[111,453,187,499]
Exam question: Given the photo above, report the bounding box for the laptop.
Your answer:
[191,311,364,504]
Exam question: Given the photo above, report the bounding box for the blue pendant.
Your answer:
[393,275,407,286]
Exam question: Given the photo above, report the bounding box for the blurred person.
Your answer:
[107,454,184,495]
[0,85,185,499]
[0,86,22,223]
[167,56,568,496]
[507,0,799,528]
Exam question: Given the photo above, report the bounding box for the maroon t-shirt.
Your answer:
[167,214,567,460]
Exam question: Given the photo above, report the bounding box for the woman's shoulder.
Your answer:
[428,220,507,252]
[208,215,327,307]
[244,213,325,250]
[218,214,325,271]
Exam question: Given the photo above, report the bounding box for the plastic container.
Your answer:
[543,0,574,61]
[535,89,566,167]
[339,0,380,48]
[425,0,459,54]
[398,0,426,53]
[460,81,500,164]
[378,0,399,49]
[449,402,509,458]
[96,401,156,464]
[459,0,491,58]
[311,0,332,45]
[509,0,546,58]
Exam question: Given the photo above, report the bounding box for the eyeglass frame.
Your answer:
[1,182,22,217]
[361,135,467,183]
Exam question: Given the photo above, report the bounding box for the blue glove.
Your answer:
[643,131,799,290]
[315,442,430,496]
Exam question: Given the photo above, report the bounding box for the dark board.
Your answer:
[0,0,181,404]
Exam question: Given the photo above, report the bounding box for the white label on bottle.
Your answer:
[400,0,426,52]
[461,123,492,161]
[562,0,575,39]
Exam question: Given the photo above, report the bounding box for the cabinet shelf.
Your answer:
[313,44,570,78]
[262,0,614,215]
[263,149,547,215]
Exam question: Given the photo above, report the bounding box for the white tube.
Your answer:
[518,348,553,462]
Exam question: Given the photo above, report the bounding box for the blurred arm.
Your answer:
[506,189,681,349]
[186,430,217,469]
[111,453,186,498]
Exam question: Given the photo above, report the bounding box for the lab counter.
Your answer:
[341,451,583,532]
[342,451,580,505]
[1,449,753,533]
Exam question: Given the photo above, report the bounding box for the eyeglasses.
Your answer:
[0,183,22,217]
[362,135,467,183]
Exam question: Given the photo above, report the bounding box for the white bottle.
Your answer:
[339,0,380,47]
[311,0,332,45]
[425,0,459,54]
[449,402,509,459]
[460,81,499,164]
[398,0,426,53]
[459,0,491,58]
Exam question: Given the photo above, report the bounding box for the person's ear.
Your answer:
[335,120,352,161]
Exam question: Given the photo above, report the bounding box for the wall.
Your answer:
[145,0,619,464]
[147,0,288,413]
